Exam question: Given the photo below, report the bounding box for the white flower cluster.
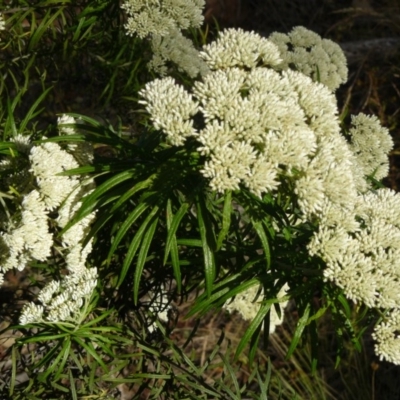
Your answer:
[348,113,393,181]
[309,189,400,309]
[269,26,348,91]
[0,127,97,325]
[140,27,397,362]
[139,77,198,146]
[0,190,53,275]
[29,142,80,210]
[200,28,282,70]
[140,28,362,218]
[223,283,289,334]
[308,188,400,364]
[122,0,204,38]
[373,310,400,365]
[20,267,97,325]
[148,28,209,78]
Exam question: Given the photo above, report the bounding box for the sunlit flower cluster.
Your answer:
[269,26,348,91]
[348,113,393,181]
[140,27,398,362]
[122,0,204,38]
[139,77,198,146]
[140,28,361,219]
[223,282,289,334]
[308,188,400,363]
[0,128,97,325]
[200,28,282,70]
[373,309,400,365]
[29,142,80,210]
[0,190,52,276]
[20,267,97,324]
[309,189,400,308]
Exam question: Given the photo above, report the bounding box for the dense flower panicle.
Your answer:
[139,77,199,145]
[283,70,340,137]
[20,267,98,324]
[122,0,204,38]
[29,142,80,210]
[56,178,96,247]
[0,130,98,323]
[149,28,209,78]
[373,310,400,365]
[348,113,393,181]
[200,141,258,192]
[200,28,282,70]
[19,303,44,325]
[223,283,289,333]
[295,134,359,218]
[1,190,52,274]
[308,189,400,309]
[140,29,361,208]
[245,157,280,198]
[269,26,348,91]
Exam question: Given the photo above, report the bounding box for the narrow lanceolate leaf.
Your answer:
[252,220,271,270]
[234,302,272,360]
[195,196,216,297]
[165,200,186,292]
[287,303,311,359]
[164,201,189,264]
[83,177,155,247]
[118,205,160,287]
[216,190,232,251]
[107,202,149,264]
[63,170,136,233]
[133,215,159,305]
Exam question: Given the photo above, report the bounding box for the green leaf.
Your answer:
[28,8,66,50]
[63,169,136,233]
[118,205,160,287]
[107,202,149,264]
[195,196,216,297]
[83,177,154,248]
[188,277,260,318]
[133,214,159,304]
[252,220,271,270]
[287,303,311,359]
[176,238,202,247]
[164,201,189,264]
[337,293,352,319]
[307,305,328,324]
[165,199,186,292]
[73,337,108,372]
[69,368,78,400]
[309,320,319,374]
[19,86,53,133]
[234,301,272,360]
[216,190,232,251]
